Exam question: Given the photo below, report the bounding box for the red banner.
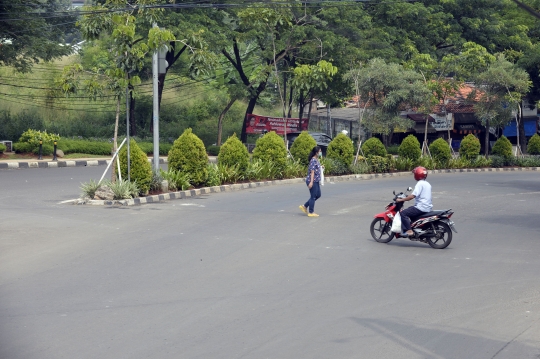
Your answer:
[246,114,309,135]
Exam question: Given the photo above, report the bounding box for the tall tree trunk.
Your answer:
[111,97,120,183]
[241,82,267,143]
[298,91,305,121]
[484,118,490,157]
[518,102,526,153]
[217,98,236,146]
[287,84,294,118]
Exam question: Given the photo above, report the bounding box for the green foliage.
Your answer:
[448,157,472,169]
[362,137,387,157]
[527,134,540,155]
[150,170,164,192]
[13,142,33,154]
[290,131,317,166]
[489,155,505,168]
[282,159,306,179]
[429,138,452,166]
[0,143,5,153]
[367,156,390,173]
[386,144,399,155]
[18,129,60,151]
[398,135,422,161]
[459,134,481,159]
[252,131,287,171]
[136,142,173,156]
[107,179,140,200]
[394,157,415,171]
[349,162,370,174]
[327,133,354,166]
[118,139,152,194]
[415,156,436,170]
[168,128,208,186]
[205,163,221,187]
[33,144,53,156]
[491,135,512,159]
[517,155,540,167]
[469,156,492,168]
[160,169,191,191]
[218,134,249,173]
[58,139,113,155]
[207,145,221,156]
[80,179,101,199]
[217,163,242,184]
[244,159,279,182]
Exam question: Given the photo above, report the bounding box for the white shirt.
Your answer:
[412,180,432,212]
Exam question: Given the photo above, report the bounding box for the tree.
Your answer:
[352,58,432,146]
[472,55,531,156]
[0,0,76,72]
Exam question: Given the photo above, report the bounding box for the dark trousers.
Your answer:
[400,206,426,232]
[304,181,321,213]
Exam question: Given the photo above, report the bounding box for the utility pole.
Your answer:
[152,23,160,172]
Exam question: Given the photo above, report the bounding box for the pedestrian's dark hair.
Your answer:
[308,146,321,162]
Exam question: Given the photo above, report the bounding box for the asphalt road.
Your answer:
[1,167,539,359]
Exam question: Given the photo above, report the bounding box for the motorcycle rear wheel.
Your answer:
[427,222,452,249]
[370,218,394,243]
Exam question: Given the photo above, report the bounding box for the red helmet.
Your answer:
[412,166,428,181]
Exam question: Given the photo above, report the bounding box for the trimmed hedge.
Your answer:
[398,135,421,161]
[218,134,249,173]
[527,134,540,155]
[491,135,512,159]
[290,131,317,166]
[168,128,208,186]
[459,134,481,159]
[361,137,387,157]
[118,139,153,194]
[252,131,288,172]
[327,133,354,166]
[429,138,452,165]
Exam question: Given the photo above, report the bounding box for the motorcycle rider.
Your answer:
[396,166,432,237]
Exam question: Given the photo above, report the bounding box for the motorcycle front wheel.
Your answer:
[427,222,452,249]
[370,218,394,243]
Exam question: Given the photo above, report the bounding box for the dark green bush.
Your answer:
[13,142,33,153]
[32,144,53,156]
[207,145,221,156]
[205,163,221,187]
[527,134,540,155]
[459,134,481,159]
[398,134,421,161]
[57,139,113,155]
[252,131,287,171]
[0,143,5,153]
[517,155,540,167]
[218,134,249,173]
[290,131,317,166]
[429,138,452,166]
[327,133,354,166]
[361,137,387,157]
[489,155,505,168]
[491,135,512,159]
[168,128,208,186]
[386,144,399,155]
[368,155,390,173]
[118,139,153,194]
[320,157,348,175]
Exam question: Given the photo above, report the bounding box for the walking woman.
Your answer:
[299,146,323,217]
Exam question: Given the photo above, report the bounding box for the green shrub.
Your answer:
[398,135,421,161]
[0,143,6,153]
[150,170,164,192]
[470,156,492,168]
[368,155,390,173]
[80,179,100,199]
[349,162,370,174]
[13,142,33,153]
[415,156,436,170]
[327,133,355,167]
[136,142,173,156]
[57,139,112,155]
[18,129,60,148]
[386,144,399,155]
[205,163,221,187]
[217,163,242,184]
[528,134,540,155]
[207,145,221,156]
[448,157,471,169]
[517,155,540,167]
[290,131,317,166]
[118,139,153,194]
[252,131,287,171]
[33,144,53,156]
[491,135,512,159]
[168,128,208,186]
[282,158,305,179]
[107,179,140,199]
[489,155,505,168]
[429,138,452,166]
[244,159,279,181]
[459,134,481,159]
[218,134,249,173]
[361,137,387,157]
[394,157,415,171]
[160,169,191,191]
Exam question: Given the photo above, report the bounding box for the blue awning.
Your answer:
[503,117,538,137]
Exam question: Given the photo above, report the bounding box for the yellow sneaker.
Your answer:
[299,205,307,214]
[308,212,319,217]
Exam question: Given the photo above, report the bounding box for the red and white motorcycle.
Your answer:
[370,187,457,249]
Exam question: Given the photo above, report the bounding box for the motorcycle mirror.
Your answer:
[393,190,396,195]
[407,187,413,192]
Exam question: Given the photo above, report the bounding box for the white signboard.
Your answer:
[430,113,453,131]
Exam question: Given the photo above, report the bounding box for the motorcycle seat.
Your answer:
[415,210,446,219]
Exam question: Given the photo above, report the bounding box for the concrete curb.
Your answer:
[0,158,169,170]
[64,166,539,206]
